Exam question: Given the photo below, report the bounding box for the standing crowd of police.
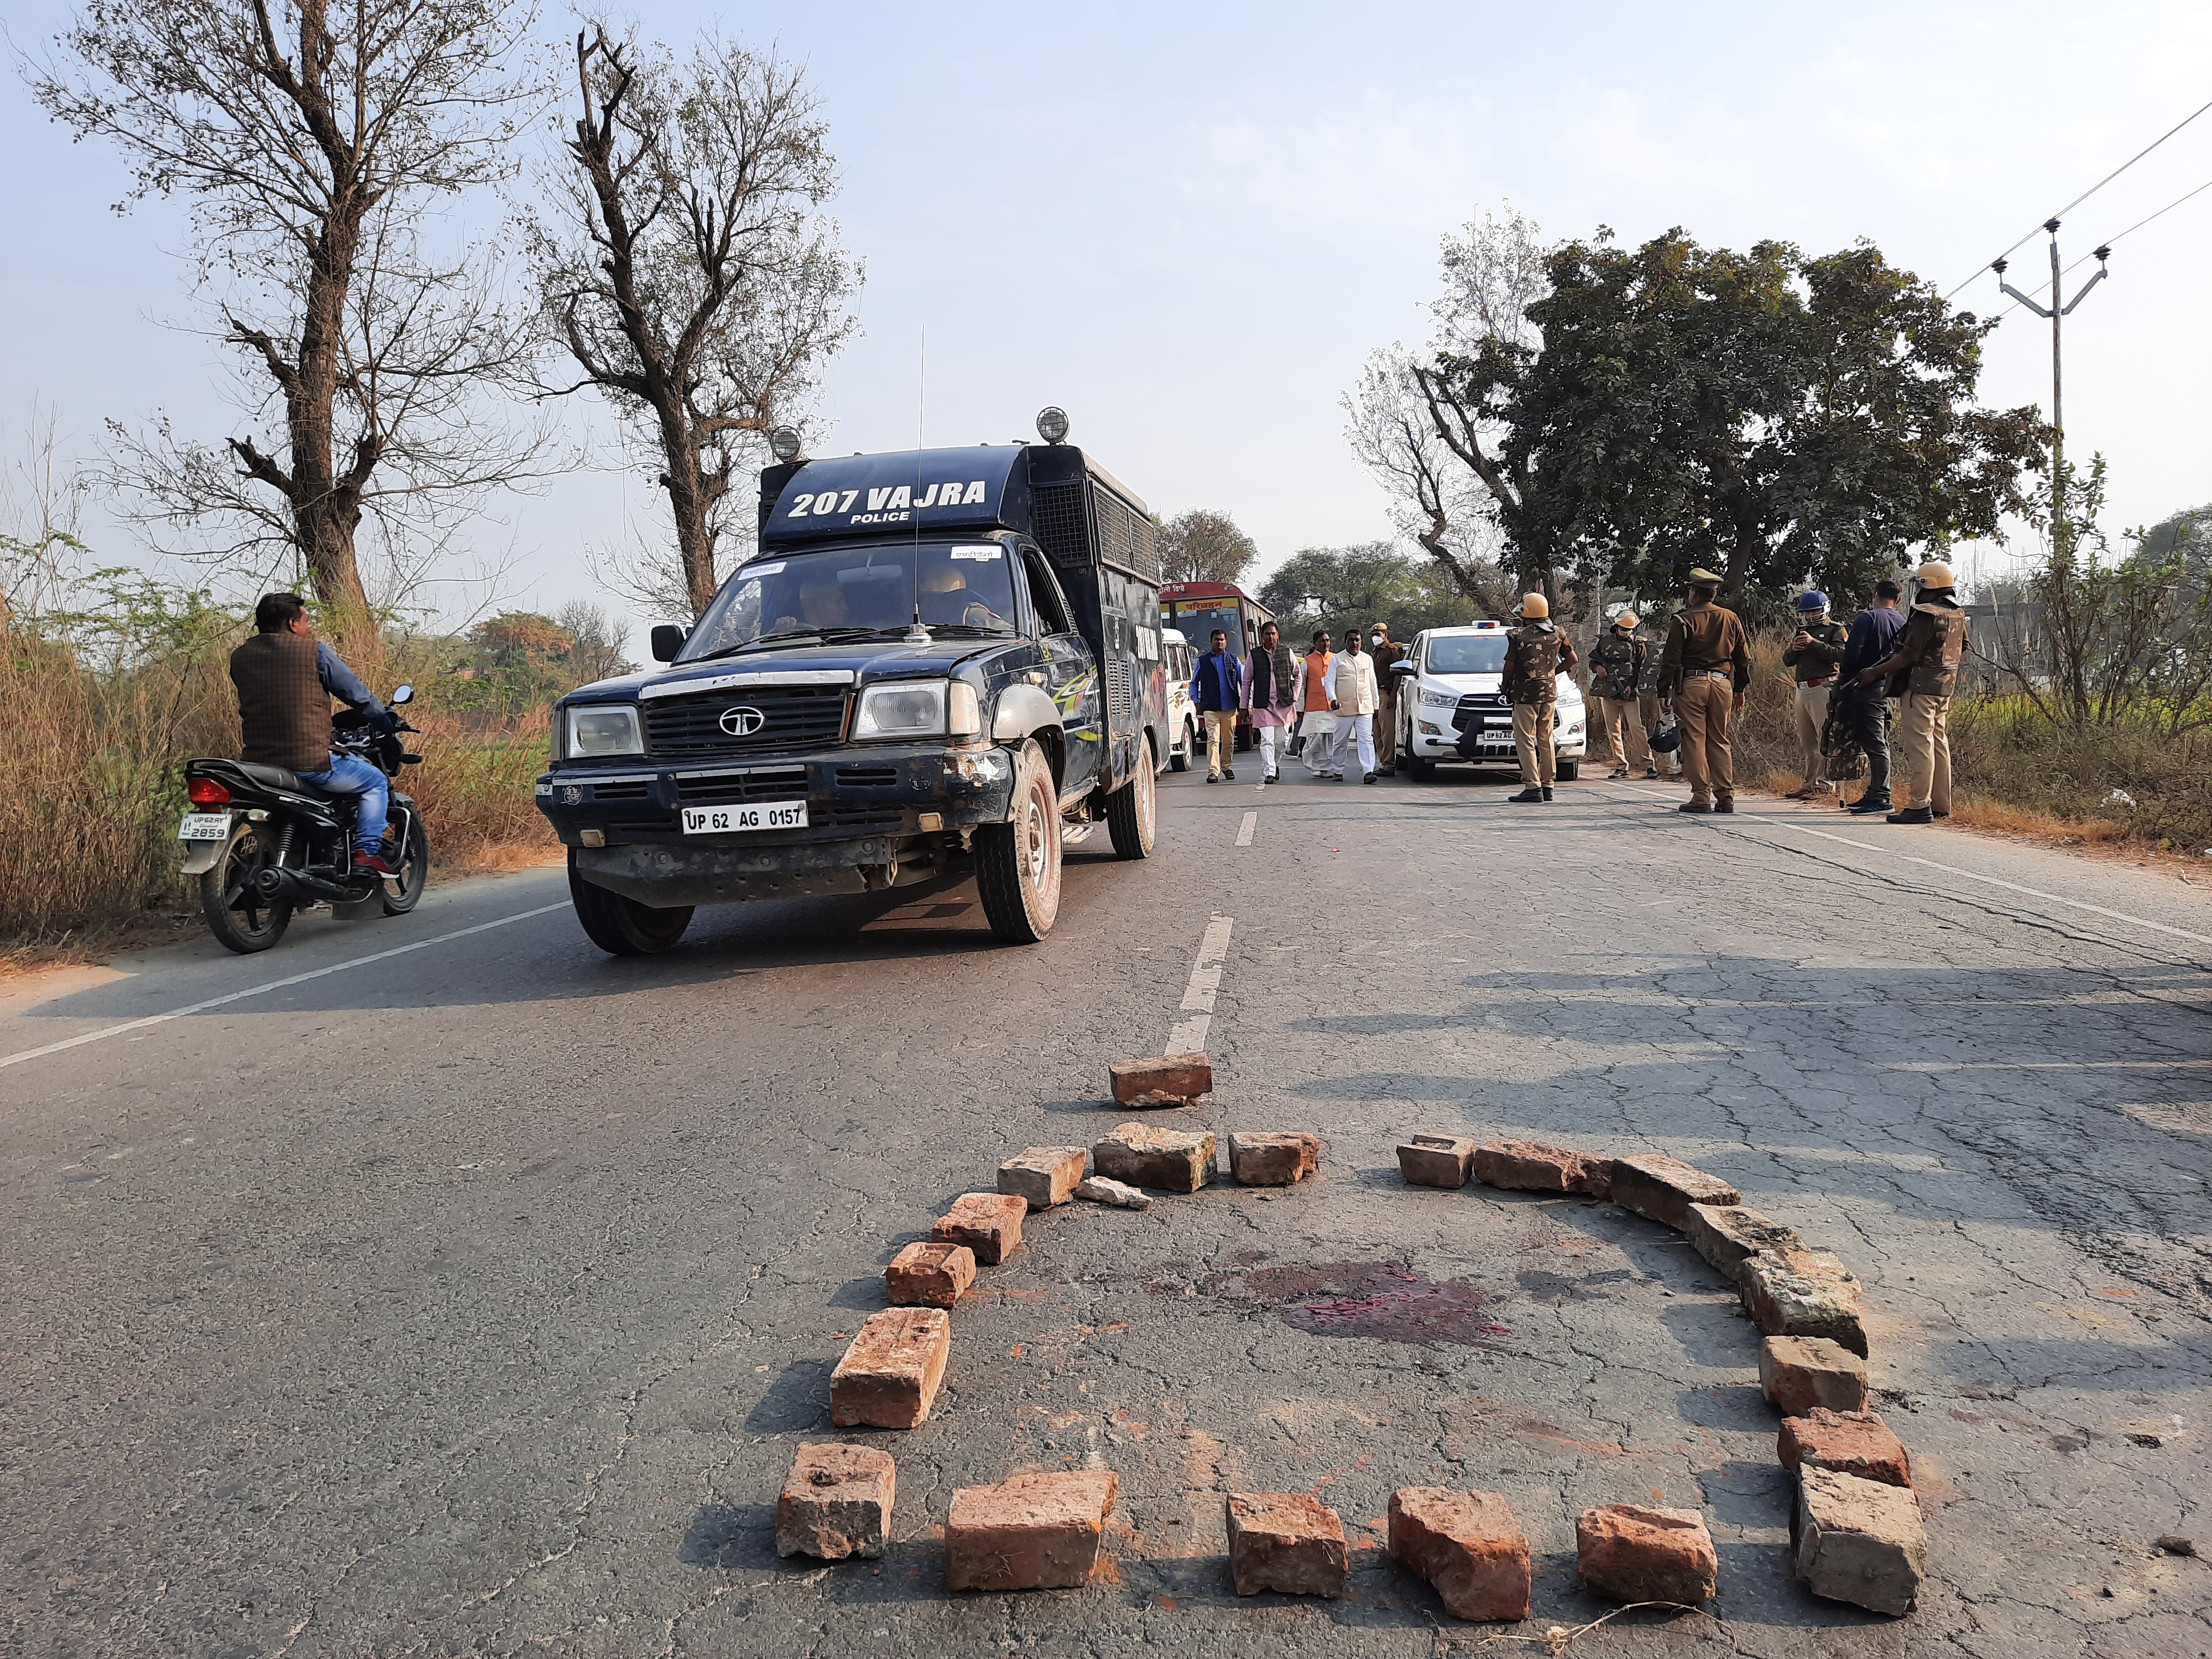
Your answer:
[1181,557,1966,822]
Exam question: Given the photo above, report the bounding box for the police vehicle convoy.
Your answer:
[537,409,1167,952]
[1389,620,1589,781]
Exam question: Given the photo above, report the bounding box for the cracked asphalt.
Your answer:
[4,765,2210,1657]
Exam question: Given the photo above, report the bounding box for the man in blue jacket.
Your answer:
[1836,578,1908,815]
[1192,627,1245,782]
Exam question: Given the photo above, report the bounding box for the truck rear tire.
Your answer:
[975,739,1062,943]
[568,851,693,955]
[1105,738,1156,859]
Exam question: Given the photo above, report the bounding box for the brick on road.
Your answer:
[1473,1138,1613,1200]
[1759,1334,1870,1415]
[774,1443,895,1561]
[1109,1053,1212,1104]
[1093,1122,1216,1193]
[1575,1504,1719,1605]
[1779,1407,1913,1489]
[1387,1486,1531,1622]
[1227,1131,1319,1186]
[1225,1491,1348,1597]
[1073,1175,1151,1209]
[1740,1247,1869,1357]
[1684,1202,1804,1285]
[943,1470,1119,1591]
[884,1240,975,1308]
[1396,1134,1476,1187]
[829,1308,951,1429]
[997,1147,1088,1210]
[1794,1465,1927,1616]
[931,1192,1026,1265]
[1607,1154,1741,1231]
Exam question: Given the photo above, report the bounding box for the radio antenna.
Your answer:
[903,325,931,645]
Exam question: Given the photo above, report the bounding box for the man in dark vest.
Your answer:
[1502,592,1578,804]
[229,593,399,875]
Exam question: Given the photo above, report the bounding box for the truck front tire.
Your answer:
[1105,737,1156,859]
[975,738,1062,943]
[568,851,694,955]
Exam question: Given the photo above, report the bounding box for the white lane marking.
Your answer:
[1616,785,2212,950]
[1236,811,1257,847]
[0,902,572,1072]
[1166,914,1234,1053]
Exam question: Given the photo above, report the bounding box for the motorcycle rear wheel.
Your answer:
[202,822,293,953]
[381,817,429,915]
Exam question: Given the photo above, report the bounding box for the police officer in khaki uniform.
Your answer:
[1584,607,1648,779]
[1657,568,1750,813]
[1503,593,1578,803]
[1856,560,1968,826]
[1780,590,1849,800]
[1369,622,1406,770]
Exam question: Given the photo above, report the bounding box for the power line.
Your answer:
[1945,96,2212,299]
[1981,171,2212,322]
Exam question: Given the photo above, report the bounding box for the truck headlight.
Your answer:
[854,679,948,740]
[566,703,643,758]
[1417,686,1459,708]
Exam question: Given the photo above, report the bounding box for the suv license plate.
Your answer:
[178,812,231,841]
[681,801,807,834]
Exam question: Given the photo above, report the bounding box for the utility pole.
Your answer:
[1994,220,2110,560]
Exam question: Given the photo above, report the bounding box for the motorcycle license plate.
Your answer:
[178,812,231,841]
[681,801,807,834]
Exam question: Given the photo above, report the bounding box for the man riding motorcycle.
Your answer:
[228,593,401,878]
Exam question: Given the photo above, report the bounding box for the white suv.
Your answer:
[1391,621,1588,781]
[1162,632,1198,772]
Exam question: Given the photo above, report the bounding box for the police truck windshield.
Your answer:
[1425,635,1509,675]
[680,542,1021,661]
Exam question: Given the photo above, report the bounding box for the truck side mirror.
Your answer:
[650,624,688,663]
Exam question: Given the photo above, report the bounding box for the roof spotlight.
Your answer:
[769,426,803,463]
[1035,405,1070,445]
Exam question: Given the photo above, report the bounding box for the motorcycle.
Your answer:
[177,685,430,954]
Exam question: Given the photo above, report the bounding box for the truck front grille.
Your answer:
[645,685,847,759]
[674,765,811,802]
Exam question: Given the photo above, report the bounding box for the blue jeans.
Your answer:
[299,752,389,854]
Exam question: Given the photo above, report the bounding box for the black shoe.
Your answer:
[1540,786,1553,801]
[1886,806,1934,825]
[1206,772,1219,782]
[1714,799,1734,813]
[1848,797,1892,816]
[1363,771,1378,784]
[1223,768,1235,780]
[1608,767,1629,779]
[1678,800,1711,813]
[1264,770,1279,784]
[1509,787,1545,803]
[1932,808,1950,818]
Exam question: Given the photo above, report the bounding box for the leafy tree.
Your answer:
[1156,509,1258,587]
[32,0,544,637]
[1259,542,1478,647]
[455,601,632,710]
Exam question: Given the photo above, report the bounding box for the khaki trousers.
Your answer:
[1204,709,1237,775]
[1375,696,1397,768]
[1512,702,1556,786]
[1674,675,1734,805]
[1793,684,1834,791]
[1893,692,1952,812]
[1594,695,1648,772]
[1640,688,1678,774]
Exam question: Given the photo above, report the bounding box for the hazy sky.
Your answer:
[5,1,2209,635]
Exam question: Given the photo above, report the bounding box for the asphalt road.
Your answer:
[4,760,2210,1658]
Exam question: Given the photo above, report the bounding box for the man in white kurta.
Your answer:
[1324,632,1381,784]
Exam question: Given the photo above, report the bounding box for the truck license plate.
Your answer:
[178,813,231,841]
[681,801,807,834]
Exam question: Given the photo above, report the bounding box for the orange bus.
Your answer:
[1161,580,1277,750]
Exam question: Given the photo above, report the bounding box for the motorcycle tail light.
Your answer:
[188,778,230,806]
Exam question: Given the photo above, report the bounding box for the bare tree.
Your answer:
[531,25,861,618]
[31,0,547,638]
[1155,508,1257,587]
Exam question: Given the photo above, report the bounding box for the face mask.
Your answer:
[1370,633,1384,645]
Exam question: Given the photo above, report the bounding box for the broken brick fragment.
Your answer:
[1092,1122,1215,1193]
[884,1239,975,1308]
[997,1147,1088,1210]
[931,1191,1027,1265]
[1396,1134,1476,1188]
[1388,1487,1531,1621]
[1794,1466,1926,1615]
[1228,1131,1320,1186]
[829,1308,950,1429]
[1759,1334,1869,1415]
[1685,1202,1804,1285]
[775,1442,895,1561]
[1226,1491,1348,1597]
[1473,1138,1613,1201]
[1110,1053,1211,1104]
[1608,1154,1741,1230]
[1740,1248,1867,1357]
[943,1470,1118,1590]
[1575,1504,1718,1605]
[1074,1175,1150,1210]
[1779,1408,1913,1489]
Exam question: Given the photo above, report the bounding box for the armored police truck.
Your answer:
[536,411,1168,951]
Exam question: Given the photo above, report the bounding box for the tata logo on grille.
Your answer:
[718,705,766,737]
